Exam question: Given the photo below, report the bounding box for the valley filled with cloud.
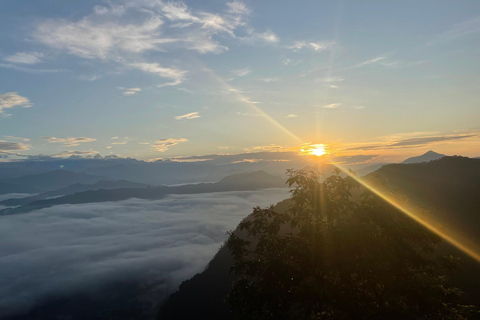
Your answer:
[0,188,289,317]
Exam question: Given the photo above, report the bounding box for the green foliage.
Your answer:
[226,169,477,320]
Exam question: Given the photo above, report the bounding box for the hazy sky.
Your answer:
[1,0,479,162]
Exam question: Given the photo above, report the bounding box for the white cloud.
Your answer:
[257,31,279,43]
[118,87,142,96]
[317,77,344,83]
[0,92,32,115]
[0,141,30,152]
[322,103,341,109]
[241,30,279,44]
[3,136,30,142]
[287,41,331,52]
[3,52,43,64]
[42,136,97,147]
[50,150,99,157]
[286,114,298,118]
[33,0,254,59]
[34,16,170,60]
[260,77,279,83]
[153,138,188,151]
[174,112,200,120]
[129,62,186,87]
[226,1,251,15]
[0,190,289,317]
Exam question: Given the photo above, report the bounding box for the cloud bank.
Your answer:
[0,189,289,317]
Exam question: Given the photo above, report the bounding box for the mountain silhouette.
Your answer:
[158,156,480,319]
[401,150,445,164]
[1,170,107,193]
[0,182,41,195]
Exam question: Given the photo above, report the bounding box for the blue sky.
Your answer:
[1,0,479,162]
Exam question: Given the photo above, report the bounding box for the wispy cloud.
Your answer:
[0,92,32,115]
[287,41,331,52]
[118,87,142,96]
[355,56,386,68]
[0,63,64,73]
[322,103,341,109]
[260,77,279,83]
[3,52,43,64]
[42,136,96,147]
[174,112,200,120]
[345,133,477,151]
[0,141,30,151]
[424,15,480,47]
[317,77,344,83]
[286,114,298,118]
[129,62,186,87]
[34,15,168,59]
[230,68,251,78]
[31,1,258,85]
[79,74,100,81]
[3,136,30,142]
[153,138,188,151]
[226,1,251,15]
[240,30,279,44]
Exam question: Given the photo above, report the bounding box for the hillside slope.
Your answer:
[158,157,480,319]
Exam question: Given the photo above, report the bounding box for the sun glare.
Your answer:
[310,144,327,156]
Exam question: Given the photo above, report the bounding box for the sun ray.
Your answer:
[193,56,480,265]
[334,163,480,263]
[200,66,303,144]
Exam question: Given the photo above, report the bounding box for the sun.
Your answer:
[311,144,326,156]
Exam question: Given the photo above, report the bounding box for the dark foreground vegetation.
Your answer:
[160,156,480,320]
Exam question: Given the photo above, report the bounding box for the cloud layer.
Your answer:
[0,189,289,317]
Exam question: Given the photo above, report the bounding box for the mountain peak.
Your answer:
[424,150,441,155]
[402,150,446,164]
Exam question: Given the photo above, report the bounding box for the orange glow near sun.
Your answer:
[300,144,328,157]
[311,145,326,156]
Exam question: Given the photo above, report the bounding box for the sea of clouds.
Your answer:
[0,189,289,317]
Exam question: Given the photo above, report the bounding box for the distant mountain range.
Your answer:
[0,179,151,207]
[0,171,286,216]
[0,152,306,186]
[158,156,480,319]
[0,170,107,194]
